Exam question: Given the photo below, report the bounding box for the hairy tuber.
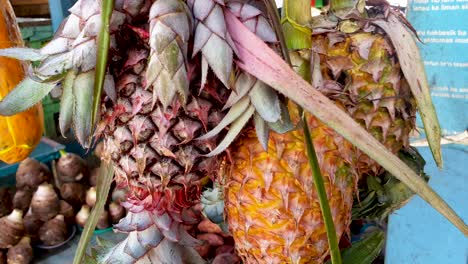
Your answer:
[12,190,32,214]
[38,215,68,246]
[59,183,86,208]
[6,236,33,264]
[30,183,59,222]
[16,158,50,191]
[56,153,87,183]
[0,210,24,248]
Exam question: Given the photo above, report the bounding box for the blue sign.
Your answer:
[386,2,468,264]
[407,1,468,135]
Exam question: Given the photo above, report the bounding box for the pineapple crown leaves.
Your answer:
[201,186,225,223]
[223,8,468,235]
[0,0,127,146]
[146,0,193,109]
[188,0,235,88]
[196,0,293,154]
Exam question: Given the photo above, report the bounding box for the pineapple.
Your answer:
[94,0,232,261]
[310,9,416,176]
[1,0,289,261]
[1,0,228,261]
[225,2,417,263]
[226,105,358,264]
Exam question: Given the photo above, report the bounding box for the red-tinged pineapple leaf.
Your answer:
[224,10,468,236]
[373,12,442,169]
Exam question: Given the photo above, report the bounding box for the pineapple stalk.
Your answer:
[91,0,114,126]
[303,120,342,264]
[330,0,355,11]
[282,1,342,263]
[281,0,312,50]
[73,162,113,264]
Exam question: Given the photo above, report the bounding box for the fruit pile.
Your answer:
[0,150,127,263]
[0,0,451,262]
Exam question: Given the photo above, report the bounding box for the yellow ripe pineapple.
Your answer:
[226,104,358,264]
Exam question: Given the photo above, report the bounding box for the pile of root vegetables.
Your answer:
[0,150,126,263]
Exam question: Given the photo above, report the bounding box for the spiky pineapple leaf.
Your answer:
[73,161,114,264]
[373,12,442,169]
[0,78,56,116]
[197,96,250,141]
[267,100,294,133]
[249,81,281,122]
[224,10,468,236]
[254,113,269,150]
[201,186,230,234]
[205,105,255,157]
[34,53,72,81]
[59,70,77,137]
[91,0,114,130]
[73,71,95,147]
[303,116,342,264]
[325,230,385,264]
[0,47,47,61]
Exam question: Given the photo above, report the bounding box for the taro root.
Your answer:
[56,153,87,183]
[109,202,125,224]
[0,188,12,217]
[75,205,90,228]
[15,158,51,191]
[59,182,86,208]
[89,168,99,186]
[59,200,75,225]
[23,208,43,243]
[85,187,97,208]
[38,215,68,246]
[0,250,5,264]
[6,237,33,264]
[0,209,24,248]
[30,183,59,222]
[96,210,109,230]
[12,190,32,213]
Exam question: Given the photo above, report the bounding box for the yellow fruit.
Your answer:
[226,106,358,264]
[0,0,43,164]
